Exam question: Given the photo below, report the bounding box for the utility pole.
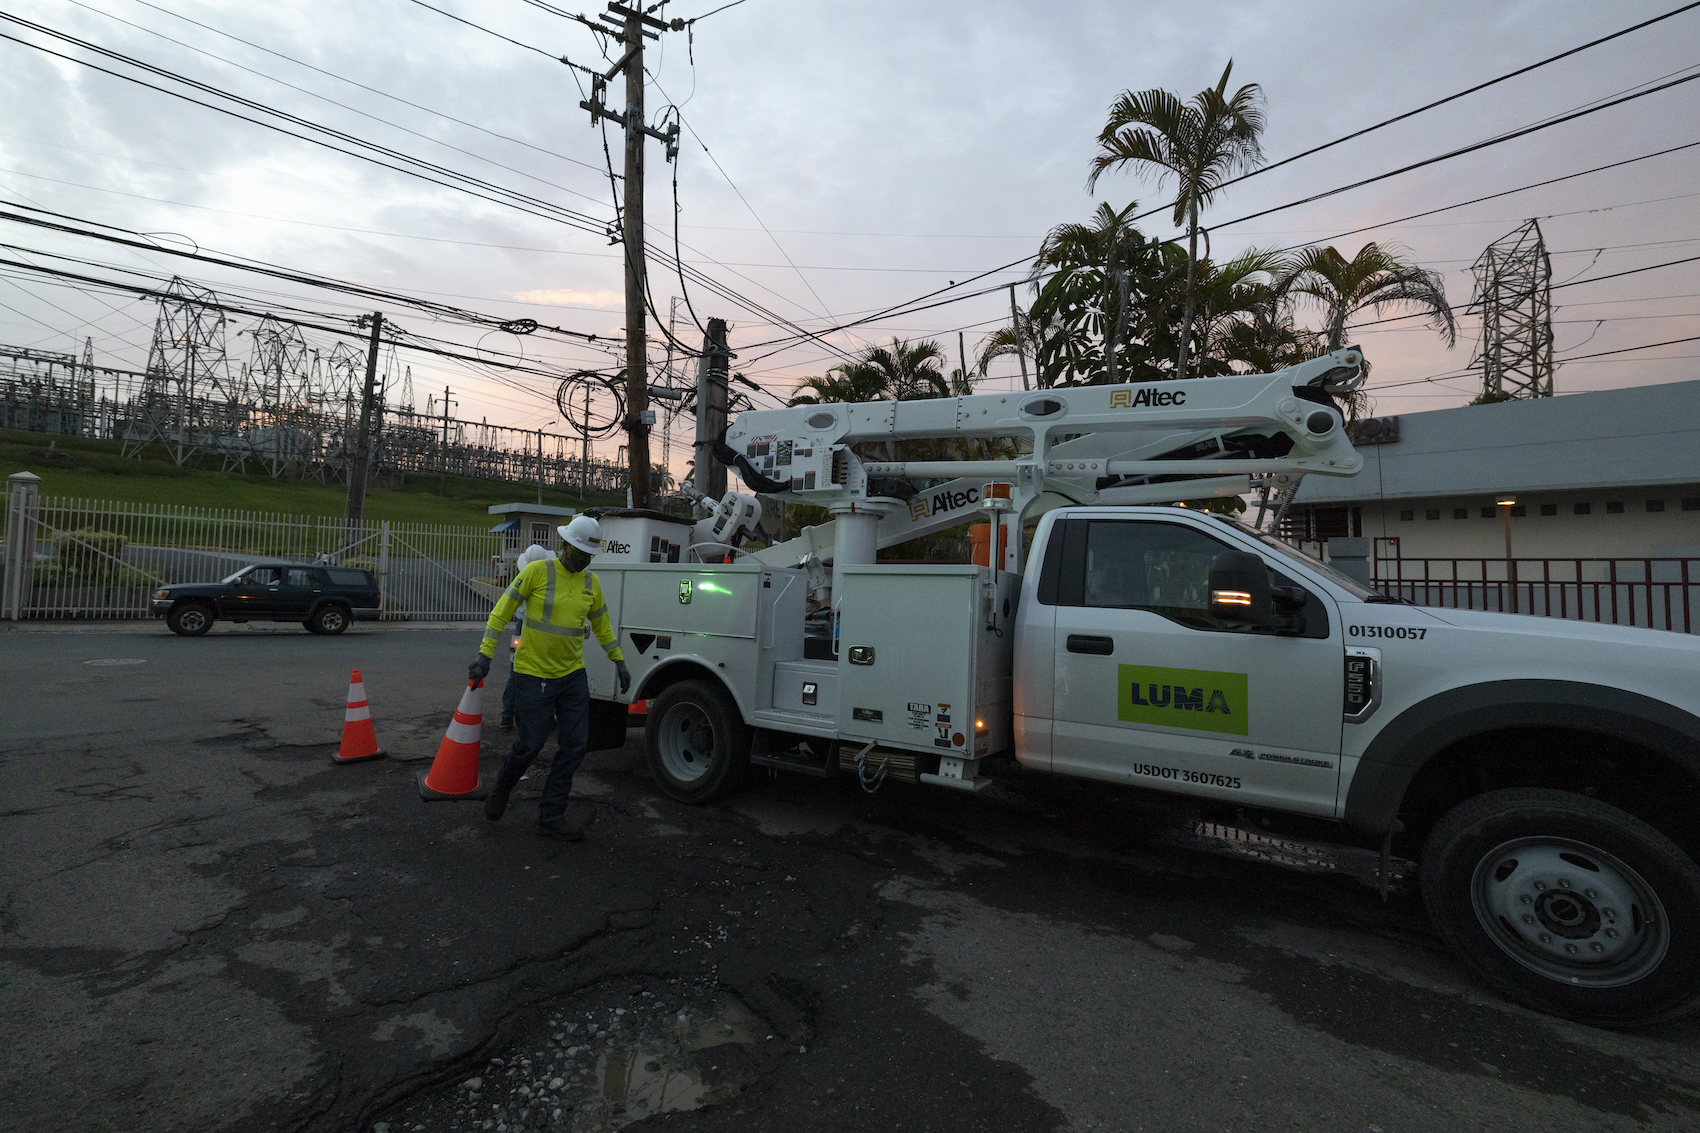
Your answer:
[1009,283,1031,391]
[344,312,383,531]
[535,422,554,505]
[577,3,681,510]
[437,385,457,497]
[694,318,730,500]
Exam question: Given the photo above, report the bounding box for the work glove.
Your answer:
[616,660,632,695]
[468,654,492,685]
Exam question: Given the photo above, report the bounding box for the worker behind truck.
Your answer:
[499,543,553,732]
[469,515,630,841]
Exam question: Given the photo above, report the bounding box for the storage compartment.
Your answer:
[836,565,1017,762]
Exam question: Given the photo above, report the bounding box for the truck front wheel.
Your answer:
[1421,788,1700,1027]
[645,679,750,804]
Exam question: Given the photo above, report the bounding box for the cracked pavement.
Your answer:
[2,626,1699,1132]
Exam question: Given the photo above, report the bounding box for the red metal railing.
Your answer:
[1372,546,1698,634]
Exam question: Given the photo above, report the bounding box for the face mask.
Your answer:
[561,547,592,573]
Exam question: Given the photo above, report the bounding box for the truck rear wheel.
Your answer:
[1421,788,1700,1027]
[645,679,749,804]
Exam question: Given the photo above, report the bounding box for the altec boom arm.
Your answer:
[727,349,1366,571]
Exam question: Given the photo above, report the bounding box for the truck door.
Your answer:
[222,565,283,618]
[279,567,321,618]
[1048,518,1343,816]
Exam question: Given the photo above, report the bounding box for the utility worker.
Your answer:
[499,543,552,731]
[470,515,630,840]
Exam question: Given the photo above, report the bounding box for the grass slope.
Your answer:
[2,427,628,526]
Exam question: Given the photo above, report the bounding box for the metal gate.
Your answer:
[2,473,501,621]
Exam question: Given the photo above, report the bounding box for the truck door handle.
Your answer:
[1066,634,1113,655]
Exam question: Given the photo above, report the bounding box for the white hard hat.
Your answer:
[516,544,551,570]
[558,514,603,555]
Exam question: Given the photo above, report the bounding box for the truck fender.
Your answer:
[632,658,752,723]
[1343,679,1700,836]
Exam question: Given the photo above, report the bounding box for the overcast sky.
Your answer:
[3,0,1698,480]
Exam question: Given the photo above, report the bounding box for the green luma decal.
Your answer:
[1116,663,1249,736]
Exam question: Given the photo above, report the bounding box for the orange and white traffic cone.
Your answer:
[332,669,386,765]
[417,679,489,801]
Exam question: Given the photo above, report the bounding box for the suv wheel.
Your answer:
[644,679,750,804]
[309,604,350,636]
[1421,788,1700,1027]
[166,602,214,636]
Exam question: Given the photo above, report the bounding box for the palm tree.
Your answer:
[1089,61,1266,380]
[1024,201,1183,386]
[788,338,950,406]
[1278,242,1457,352]
[650,463,674,494]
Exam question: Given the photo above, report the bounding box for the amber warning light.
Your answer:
[1213,589,1253,607]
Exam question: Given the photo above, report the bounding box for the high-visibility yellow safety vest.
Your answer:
[481,557,623,679]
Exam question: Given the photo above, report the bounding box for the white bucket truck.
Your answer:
[579,349,1700,1027]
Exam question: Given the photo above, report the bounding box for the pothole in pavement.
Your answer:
[376,976,772,1132]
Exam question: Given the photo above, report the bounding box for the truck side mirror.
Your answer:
[1208,550,1274,628]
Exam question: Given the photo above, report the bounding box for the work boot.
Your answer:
[500,714,514,732]
[536,815,584,842]
[484,787,511,822]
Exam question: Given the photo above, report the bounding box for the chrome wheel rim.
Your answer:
[657,701,714,784]
[1471,836,1669,988]
[178,608,207,632]
[321,609,346,632]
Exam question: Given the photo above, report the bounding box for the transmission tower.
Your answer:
[125,277,231,465]
[1470,219,1554,401]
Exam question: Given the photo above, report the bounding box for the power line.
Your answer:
[0,14,611,236]
[1279,139,1700,254]
[1208,72,1700,234]
[1116,2,1700,225]
[0,202,611,344]
[131,0,609,174]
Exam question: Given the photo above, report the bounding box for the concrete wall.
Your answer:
[1358,488,1700,560]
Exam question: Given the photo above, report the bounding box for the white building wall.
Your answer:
[1293,378,1700,561]
[1362,489,1700,560]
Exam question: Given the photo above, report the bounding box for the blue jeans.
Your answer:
[501,671,518,721]
[495,669,589,821]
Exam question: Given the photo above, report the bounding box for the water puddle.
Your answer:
[396,981,765,1132]
[576,997,760,1129]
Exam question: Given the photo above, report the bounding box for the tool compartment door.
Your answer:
[838,565,978,757]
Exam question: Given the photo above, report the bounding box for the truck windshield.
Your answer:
[1210,516,1377,600]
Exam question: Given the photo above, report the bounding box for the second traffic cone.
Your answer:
[333,669,386,765]
[417,679,489,801]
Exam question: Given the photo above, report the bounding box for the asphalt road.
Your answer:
[2,622,1698,1132]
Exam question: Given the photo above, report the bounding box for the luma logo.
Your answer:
[1117,663,1248,736]
[678,579,692,605]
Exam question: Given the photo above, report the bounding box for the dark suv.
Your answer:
[151,563,382,636]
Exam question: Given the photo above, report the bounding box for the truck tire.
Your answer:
[167,602,214,637]
[645,679,750,804]
[307,604,350,636]
[1421,788,1700,1027]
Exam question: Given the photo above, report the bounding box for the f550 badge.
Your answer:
[1117,663,1247,736]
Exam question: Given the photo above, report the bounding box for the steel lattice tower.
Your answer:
[1470,219,1555,400]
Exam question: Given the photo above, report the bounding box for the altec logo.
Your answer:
[909,485,980,522]
[1117,663,1248,735]
[1109,387,1187,409]
[604,540,633,554]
